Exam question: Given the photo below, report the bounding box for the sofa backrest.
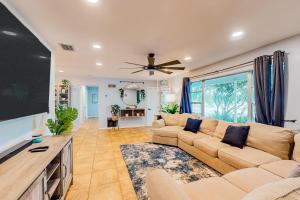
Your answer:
[246,122,294,160]
[178,113,200,127]
[213,120,240,138]
[241,177,300,200]
[199,118,219,135]
[292,133,300,162]
[161,113,180,126]
[160,113,199,127]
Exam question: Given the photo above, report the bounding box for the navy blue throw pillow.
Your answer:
[221,125,250,148]
[184,118,202,133]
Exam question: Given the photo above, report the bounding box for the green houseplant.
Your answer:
[161,103,179,114]
[61,79,70,87]
[111,104,121,121]
[46,105,78,135]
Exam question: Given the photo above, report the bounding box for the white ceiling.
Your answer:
[7,0,300,80]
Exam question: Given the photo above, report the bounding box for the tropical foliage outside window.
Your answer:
[190,81,202,115]
[190,72,253,123]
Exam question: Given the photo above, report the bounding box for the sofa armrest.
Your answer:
[146,169,191,200]
[152,119,166,128]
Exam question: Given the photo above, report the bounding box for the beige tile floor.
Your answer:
[66,119,152,200]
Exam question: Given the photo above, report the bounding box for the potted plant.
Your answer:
[161,103,179,114]
[61,79,70,87]
[111,104,121,121]
[46,105,78,135]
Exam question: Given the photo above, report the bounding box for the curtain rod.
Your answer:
[190,52,288,80]
[120,81,144,84]
[190,60,254,79]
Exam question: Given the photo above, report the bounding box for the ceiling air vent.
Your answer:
[60,43,74,51]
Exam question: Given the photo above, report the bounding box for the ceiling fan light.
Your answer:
[149,71,154,76]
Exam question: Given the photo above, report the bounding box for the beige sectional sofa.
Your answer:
[152,113,294,174]
[148,113,299,200]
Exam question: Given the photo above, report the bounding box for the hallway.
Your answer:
[66,119,152,200]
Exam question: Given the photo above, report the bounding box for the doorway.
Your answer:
[146,87,160,126]
[87,86,99,118]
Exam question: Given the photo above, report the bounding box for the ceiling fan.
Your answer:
[121,53,185,76]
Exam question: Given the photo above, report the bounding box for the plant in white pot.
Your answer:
[111,104,121,121]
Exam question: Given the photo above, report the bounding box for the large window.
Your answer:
[190,72,253,123]
[190,81,202,115]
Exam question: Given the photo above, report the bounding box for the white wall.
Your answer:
[56,76,157,129]
[169,34,300,130]
[0,1,55,153]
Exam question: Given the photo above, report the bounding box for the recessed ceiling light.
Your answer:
[2,30,17,36]
[96,62,103,66]
[87,0,98,3]
[58,70,64,73]
[92,44,102,49]
[184,56,192,61]
[231,31,244,38]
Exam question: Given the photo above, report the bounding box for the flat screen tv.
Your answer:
[0,3,51,121]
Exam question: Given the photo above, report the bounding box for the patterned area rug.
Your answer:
[120,143,221,200]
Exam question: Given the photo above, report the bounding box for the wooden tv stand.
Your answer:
[0,135,73,200]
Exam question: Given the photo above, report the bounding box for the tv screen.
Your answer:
[0,3,51,121]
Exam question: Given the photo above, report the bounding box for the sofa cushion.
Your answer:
[223,168,281,193]
[273,189,300,200]
[246,122,294,160]
[292,133,300,162]
[241,177,300,200]
[260,160,300,178]
[182,177,246,200]
[199,118,219,135]
[194,137,230,157]
[152,119,166,128]
[221,125,250,148]
[218,146,281,169]
[146,169,191,200]
[184,118,202,133]
[161,113,180,126]
[152,126,183,138]
[214,120,240,139]
[178,131,209,145]
[178,113,200,127]
[288,165,300,178]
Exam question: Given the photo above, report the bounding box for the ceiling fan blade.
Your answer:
[156,69,173,74]
[124,62,147,67]
[131,70,145,74]
[156,60,181,67]
[120,67,143,69]
[160,66,185,70]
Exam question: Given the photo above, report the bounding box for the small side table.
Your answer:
[107,118,119,130]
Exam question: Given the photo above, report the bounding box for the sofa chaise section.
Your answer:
[147,169,246,200]
[152,126,183,146]
[147,167,300,200]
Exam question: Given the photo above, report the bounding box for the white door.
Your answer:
[146,87,160,126]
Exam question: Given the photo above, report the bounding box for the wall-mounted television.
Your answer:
[0,3,51,121]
